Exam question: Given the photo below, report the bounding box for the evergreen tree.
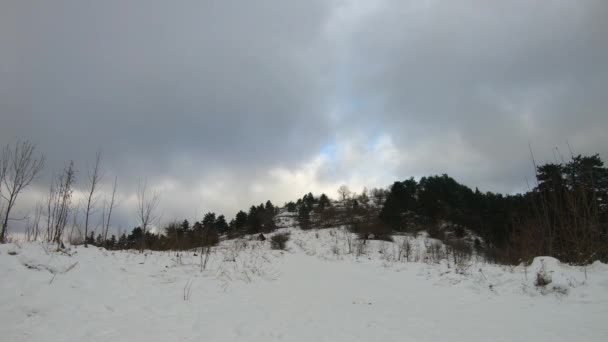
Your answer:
[95,233,104,246]
[127,227,143,249]
[265,200,276,215]
[318,194,331,210]
[192,221,203,233]
[86,231,95,246]
[247,205,262,234]
[180,219,190,233]
[286,201,297,212]
[108,235,117,250]
[379,179,418,230]
[202,212,216,231]
[297,205,312,230]
[117,233,128,249]
[215,215,229,234]
[303,193,315,209]
[234,210,248,233]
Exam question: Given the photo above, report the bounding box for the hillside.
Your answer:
[2,227,607,342]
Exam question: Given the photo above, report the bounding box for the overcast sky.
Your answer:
[1,0,607,232]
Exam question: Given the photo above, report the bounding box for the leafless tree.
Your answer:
[25,202,43,242]
[371,187,388,206]
[0,149,7,235]
[359,187,370,206]
[83,151,102,247]
[47,162,76,248]
[0,141,45,243]
[45,181,56,242]
[136,179,160,251]
[68,203,83,245]
[103,176,118,241]
[0,146,7,192]
[337,185,351,202]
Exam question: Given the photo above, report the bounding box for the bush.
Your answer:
[446,239,472,265]
[398,238,412,261]
[535,261,552,287]
[427,241,446,263]
[270,232,290,250]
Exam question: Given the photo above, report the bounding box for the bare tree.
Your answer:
[48,162,76,248]
[371,187,388,206]
[0,146,7,192]
[83,151,102,247]
[136,179,160,251]
[0,141,45,243]
[0,148,7,233]
[337,185,351,202]
[25,202,43,242]
[46,181,57,242]
[68,203,83,245]
[103,176,118,241]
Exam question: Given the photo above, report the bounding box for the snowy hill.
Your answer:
[1,228,608,342]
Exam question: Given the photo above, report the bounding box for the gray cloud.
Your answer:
[1,0,335,223]
[1,0,607,233]
[343,0,608,192]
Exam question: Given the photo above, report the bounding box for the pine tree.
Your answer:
[95,233,104,246]
[117,233,128,250]
[318,194,330,210]
[86,231,95,246]
[265,200,276,214]
[234,211,248,233]
[297,205,312,230]
[108,235,117,250]
[286,201,297,212]
[215,215,229,234]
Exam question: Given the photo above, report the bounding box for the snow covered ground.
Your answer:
[1,228,607,342]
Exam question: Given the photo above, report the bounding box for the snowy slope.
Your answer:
[1,228,608,342]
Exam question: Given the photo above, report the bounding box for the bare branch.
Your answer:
[104,176,118,241]
[136,179,160,251]
[337,185,351,202]
[0,141,45,243]
[48,161,76,248]
[83,151,102,247]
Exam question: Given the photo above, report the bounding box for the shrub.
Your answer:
[535,261,552,287]
[355,239,367,257]
[427,241,446,263]
[446,239,472,266]
[270,232,290,250]
[398,237,412,261]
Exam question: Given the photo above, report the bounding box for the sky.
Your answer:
[1,0,607,232]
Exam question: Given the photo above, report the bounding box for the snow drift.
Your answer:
[1,228,607,342]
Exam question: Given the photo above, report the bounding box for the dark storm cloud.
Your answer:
[0,0,338,230]
[1,0,333,179]
[1,0,607,233]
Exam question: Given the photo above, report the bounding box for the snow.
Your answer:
[1,228,608,342]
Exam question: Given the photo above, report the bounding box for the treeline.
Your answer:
[93,153,607,264]
[2,140,606,264]
[378,154,608,264]
[89,201,280,251]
